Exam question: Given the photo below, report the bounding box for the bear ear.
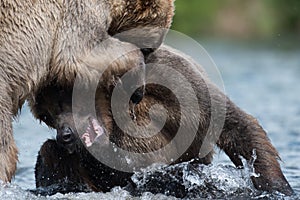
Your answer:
[78,37,146,92]
[130,87,144,105]
[80,37,143,76]
[113,27,167,50]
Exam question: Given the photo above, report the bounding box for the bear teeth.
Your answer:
[81,118,104,147]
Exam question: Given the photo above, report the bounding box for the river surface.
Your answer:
[1,40,299,199]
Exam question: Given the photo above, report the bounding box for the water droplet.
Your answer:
[125,156,132,164]
[130,103,137,121]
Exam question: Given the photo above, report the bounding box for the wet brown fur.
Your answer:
[33,46,293,195]
[0,0,174,182]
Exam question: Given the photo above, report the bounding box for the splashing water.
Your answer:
[239,149,260,185]
[129,160,259,199]
[1,157,295,199]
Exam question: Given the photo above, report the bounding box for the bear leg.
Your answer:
[217,99,293,195]
[0,105,18,182]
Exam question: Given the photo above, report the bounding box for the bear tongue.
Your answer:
[81,118,104,147]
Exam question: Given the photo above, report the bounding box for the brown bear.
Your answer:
[31,45,293,196]
[0,0,174,182]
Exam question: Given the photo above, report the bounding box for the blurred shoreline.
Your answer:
[172,0,300,46]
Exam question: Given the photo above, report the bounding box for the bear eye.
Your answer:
[130,87,144,105]
[109,75,145,105]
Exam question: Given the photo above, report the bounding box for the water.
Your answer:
[1,41,300,199]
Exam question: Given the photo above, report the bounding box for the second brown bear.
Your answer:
[32,46,293,196]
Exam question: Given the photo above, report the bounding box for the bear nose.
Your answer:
[61,127,73,143]
[57,126,75,144]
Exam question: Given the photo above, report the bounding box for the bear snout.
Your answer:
[56,126,77,154]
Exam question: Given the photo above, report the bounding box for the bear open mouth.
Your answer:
[81,117,104,147]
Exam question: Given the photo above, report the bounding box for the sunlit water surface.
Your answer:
[1,41,299,199]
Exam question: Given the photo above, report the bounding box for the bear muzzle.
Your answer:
[56,125,77,154]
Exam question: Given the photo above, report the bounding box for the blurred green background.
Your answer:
[172,0,300,43]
